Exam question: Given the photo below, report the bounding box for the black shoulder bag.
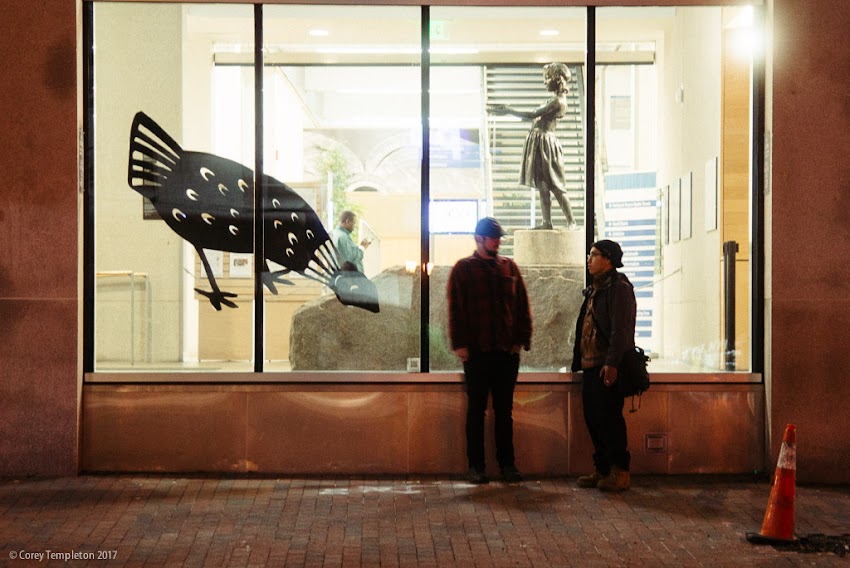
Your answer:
[589,311,651,411]
[617,346,651,399]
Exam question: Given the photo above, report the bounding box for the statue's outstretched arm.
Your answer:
[487,97,562,121]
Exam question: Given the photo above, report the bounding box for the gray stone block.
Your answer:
[290,265,585,371]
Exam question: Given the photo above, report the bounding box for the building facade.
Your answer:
[1,0,848,483]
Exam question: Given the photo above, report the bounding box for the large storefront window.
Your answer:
[595,6,756,372]
[262,6,422,371]
[87,3,760,376]
[426,7,587,372]
[93,3,256,371]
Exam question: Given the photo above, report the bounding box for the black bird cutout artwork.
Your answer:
[127,111,380,313]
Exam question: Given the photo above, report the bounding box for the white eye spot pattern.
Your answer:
[286,248,295,257]
[230,208,239,217]
[200,167,215,181]
[218,183,228,196]
[306,230,315,239]
[238,179,249,192]
[288,233,298,245]
[172,208,186,222]
[274,220,282,229]
[272,198,281,209]
[291,212,300,222]
[201,213,215,225]
[229,225,239,236]
[186,189,199,201]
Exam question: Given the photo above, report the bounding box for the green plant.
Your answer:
[314,145,360,227]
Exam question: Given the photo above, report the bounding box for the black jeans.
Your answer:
[581,366,630,473]
[463,351,520,470]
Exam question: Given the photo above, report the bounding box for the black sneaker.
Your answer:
[467,466,489,485]
[500,465,523,483]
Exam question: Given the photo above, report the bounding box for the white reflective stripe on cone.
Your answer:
[776,443,796,470]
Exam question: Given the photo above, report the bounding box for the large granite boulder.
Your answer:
[289,265,585,371]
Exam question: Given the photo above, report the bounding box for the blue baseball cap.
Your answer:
[475,217,505,238]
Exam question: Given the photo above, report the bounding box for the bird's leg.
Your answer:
[261,260,294,295]
[194,246,237,310]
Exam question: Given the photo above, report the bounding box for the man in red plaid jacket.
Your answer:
[447,217,532,485]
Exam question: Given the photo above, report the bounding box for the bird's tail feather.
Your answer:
[302,243,342,286]
[127,112,183,199]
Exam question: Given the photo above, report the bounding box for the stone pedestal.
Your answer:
[513,229,585,266]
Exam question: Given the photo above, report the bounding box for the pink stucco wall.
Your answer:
[768,0,850,483]
[0,0,79,476]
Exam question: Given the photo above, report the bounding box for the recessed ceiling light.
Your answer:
[539,30,560,37]
[309,29,330,37]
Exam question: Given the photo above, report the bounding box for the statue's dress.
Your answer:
[519,95,568,193]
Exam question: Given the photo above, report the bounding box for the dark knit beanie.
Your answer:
[592,239,624,268]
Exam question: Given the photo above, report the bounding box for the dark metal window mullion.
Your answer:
[253,4,265,372]
[751,5,766,376]
[584,6,596,286]
[420,6,431,374]
[83,1,95,373]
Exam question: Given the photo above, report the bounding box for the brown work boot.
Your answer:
[576,471,604,488]
[597,466,630,492]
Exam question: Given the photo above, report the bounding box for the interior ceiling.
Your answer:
[186,5,680,52]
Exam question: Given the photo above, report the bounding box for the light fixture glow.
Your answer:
[539,30,560,37]
[726,6,753,29]
[316,46,419,55]
[314,45,478,55]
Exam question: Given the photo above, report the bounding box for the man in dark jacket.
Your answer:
[448,217,532,484]
[571,239,637,491]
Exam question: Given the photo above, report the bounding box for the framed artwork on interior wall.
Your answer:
[705,157,718,231]
[681,172,692,240]
[670,179,681,243]
[229,253,253,278]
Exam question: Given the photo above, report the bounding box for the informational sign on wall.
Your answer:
[603,172,658,350]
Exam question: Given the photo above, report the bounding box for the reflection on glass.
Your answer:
[596,6,754,372]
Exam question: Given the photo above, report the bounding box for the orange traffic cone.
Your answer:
[746,423,797,544]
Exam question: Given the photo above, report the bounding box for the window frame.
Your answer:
[82,2,765,382]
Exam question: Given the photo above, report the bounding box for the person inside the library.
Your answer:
[331,210,371,273]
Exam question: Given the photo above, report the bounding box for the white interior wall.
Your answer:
[657,7,724,367]
[94,3,184,364]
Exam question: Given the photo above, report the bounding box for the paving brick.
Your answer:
[1,476,849,567]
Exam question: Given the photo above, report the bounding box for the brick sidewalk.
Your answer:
[1,475,848,567]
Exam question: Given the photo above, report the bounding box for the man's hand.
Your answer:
[360,238,371,249]
[454,347,469,362]
[600,365,618,387]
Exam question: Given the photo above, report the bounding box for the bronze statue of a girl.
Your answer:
[488,63,577,230]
